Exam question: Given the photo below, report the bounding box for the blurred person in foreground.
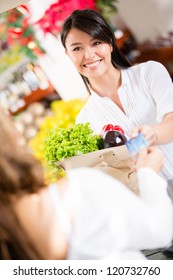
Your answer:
[0,107,172,260]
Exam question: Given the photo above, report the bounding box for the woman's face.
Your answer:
[65,28,113,80]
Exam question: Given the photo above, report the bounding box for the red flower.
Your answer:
[7,27,24,39]
[36,0,97,34]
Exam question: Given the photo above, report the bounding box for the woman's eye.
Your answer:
[73,47,81,52]
[93,41,102,46]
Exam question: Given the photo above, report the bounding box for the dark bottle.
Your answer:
[103,130,127,149]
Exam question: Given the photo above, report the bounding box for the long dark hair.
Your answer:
[61,9,131,92]
[0,202,42,260]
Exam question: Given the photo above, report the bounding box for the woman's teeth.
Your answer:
[84,60,101,68]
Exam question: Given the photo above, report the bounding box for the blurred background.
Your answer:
[1,0,173,179]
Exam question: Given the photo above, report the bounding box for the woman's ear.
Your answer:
[110,44,113,53]
[65,49,69,57]
[110,39,113,53]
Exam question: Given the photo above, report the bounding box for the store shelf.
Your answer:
[9,84,56,115]
[134,45,173,77]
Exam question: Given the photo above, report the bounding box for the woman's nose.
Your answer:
[84,47,95,60]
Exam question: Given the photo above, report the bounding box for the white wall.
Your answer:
[27,0,56,21]
[37,32,89,100]
[27,0,89,100]
[116,0,173,43]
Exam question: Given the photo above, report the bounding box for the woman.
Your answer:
[61,9,173,187]
[0,107,172,260]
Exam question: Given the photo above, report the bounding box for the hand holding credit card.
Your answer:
[125,133,148,157]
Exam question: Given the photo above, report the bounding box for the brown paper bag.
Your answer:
[56,145,139,194]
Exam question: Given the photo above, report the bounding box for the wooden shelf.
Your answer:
[116,30,132,49]
[134,45,173,77]
[10,84,56,115]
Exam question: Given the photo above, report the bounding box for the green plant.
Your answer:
[96,0,118,22]
[0,5,45,60]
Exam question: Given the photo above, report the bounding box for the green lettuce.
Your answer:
[44,123,103,168]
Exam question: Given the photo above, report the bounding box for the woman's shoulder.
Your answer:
[124,60,168,82]
[129,60,166,74]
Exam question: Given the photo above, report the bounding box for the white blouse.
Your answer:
[62,167,172,260]
[76,61,173,180]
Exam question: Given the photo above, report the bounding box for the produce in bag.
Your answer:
[99,123,127,148]
[44,122,138,193]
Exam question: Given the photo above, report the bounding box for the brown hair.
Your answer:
[61,9,131,69]
[61,9,131,93]
[0,202,42,259]
[0,107,45,259]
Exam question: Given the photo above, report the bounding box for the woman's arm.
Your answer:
[104,147,173,251]
[131,112,173,145]
[67,147,173,255]
[128,167,173,249]
[119,147,173,250]
[131,61,173,145]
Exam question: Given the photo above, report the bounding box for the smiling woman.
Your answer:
[61,9,130,94]
[60,9,173,191]
[65,28,113,81]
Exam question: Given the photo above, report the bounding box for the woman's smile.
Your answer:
[83,59,102,69]
[65,28,112,79]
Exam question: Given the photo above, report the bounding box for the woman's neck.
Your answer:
[89,67,121,99]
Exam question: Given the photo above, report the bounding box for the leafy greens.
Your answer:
[44,123,103,167]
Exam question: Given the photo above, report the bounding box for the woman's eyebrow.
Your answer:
[69,42,82,47]
[69,38,96,47]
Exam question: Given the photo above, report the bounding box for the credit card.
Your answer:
[125,133,148,157]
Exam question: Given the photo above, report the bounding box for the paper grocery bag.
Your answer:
[56,145,139,194]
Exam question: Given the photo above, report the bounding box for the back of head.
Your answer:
[61,9,131,69]
[0,107,44,259]
[0,202,41,260]
[0,107,44,200]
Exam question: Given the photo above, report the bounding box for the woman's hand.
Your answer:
[131,125,158,146]
[131,112,173,146]
[135,146,164,173]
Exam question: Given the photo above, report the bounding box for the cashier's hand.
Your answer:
[135,146,164,173]
[131,125,158,146]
